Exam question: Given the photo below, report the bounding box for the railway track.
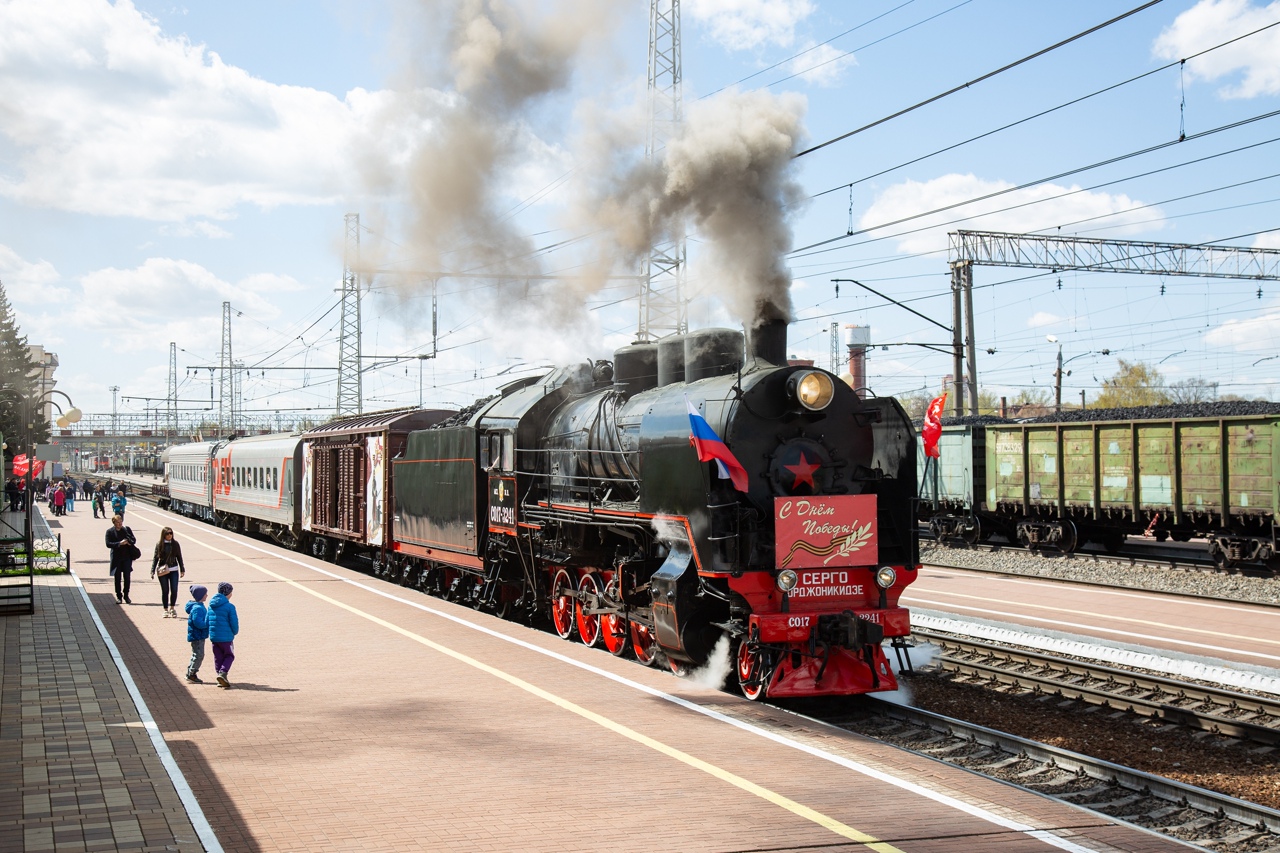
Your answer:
[821,699,1280,852]
[915,628,1280,748]
[922,529,1229,573]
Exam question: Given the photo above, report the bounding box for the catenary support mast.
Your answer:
[219,302,234,434]
[337,212,363,416]
[949,229,1280,417]
[167,342,177,437]
[638,0,686,341]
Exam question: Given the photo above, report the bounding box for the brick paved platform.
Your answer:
[0,575,207,852]
[1,502,1205,852]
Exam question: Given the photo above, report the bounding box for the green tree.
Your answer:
[0,278,44,462]
[898,390,931,420]
[1094,359,1171,408]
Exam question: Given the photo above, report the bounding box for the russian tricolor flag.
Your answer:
[686,397,749,492]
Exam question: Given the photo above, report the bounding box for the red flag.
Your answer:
[13,454,45,479]
[922,393,947,459]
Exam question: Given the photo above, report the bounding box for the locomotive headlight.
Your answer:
[776,569,799,592]
[874,566,897,589]
[790,371,835,411]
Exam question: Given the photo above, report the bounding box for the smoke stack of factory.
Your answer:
[844,325,870,399]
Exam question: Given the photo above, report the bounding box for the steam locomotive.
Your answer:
[164,321,921,700]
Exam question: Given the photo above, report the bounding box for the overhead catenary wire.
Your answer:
[791,109,1280,257]
[793,0,1167,159]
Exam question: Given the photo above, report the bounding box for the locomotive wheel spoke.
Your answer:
[600,578,629,657]
[629,621,658,666]
[550,568,576,640]
[575,572,603,648]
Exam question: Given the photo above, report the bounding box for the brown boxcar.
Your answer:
[301,408,454,562]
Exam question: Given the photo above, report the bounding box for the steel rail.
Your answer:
[915,629,1280,747]
[833,699,1280,838]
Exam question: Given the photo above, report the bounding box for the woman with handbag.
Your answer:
[150,527,186,618]
[105,515,139,604]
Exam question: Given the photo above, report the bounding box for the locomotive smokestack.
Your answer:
[748,318,787,366]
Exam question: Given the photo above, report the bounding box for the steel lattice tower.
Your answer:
[167,342,177,436]
[218,302,234,434]
[336,212,362,417]
[638,0,686,341]
[829,323,840,373]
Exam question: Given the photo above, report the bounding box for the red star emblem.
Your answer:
[784,452,821,490]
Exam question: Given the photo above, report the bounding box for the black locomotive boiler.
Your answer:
[387,321,920,700]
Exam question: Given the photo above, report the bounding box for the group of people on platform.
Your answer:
[104,515,240,689]
[3,476,127,519]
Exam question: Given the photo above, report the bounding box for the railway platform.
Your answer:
[905,567,1280,675]
[1,502,1203,852]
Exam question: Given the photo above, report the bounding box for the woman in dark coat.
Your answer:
[105,514,138,604]
[150,527,186,618]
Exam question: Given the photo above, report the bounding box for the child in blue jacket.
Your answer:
[185,585,209,683]
[208,582,240,688]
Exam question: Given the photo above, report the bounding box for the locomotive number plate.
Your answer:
[489,476,517,534]
[775,494,878,569]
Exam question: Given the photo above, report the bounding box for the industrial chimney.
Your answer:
[843,325,870,399]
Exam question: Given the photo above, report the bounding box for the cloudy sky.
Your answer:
[2,0,1279,427]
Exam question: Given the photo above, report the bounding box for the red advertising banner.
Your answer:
[775,494,878,569]
[13,454,45,479]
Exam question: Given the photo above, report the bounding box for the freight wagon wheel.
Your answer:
[600,579,630,657]
[736,640,771,702]
[629,622,659,666]
[550,568,577,640]
[1057,520,1078,556]
[575,573,604,647]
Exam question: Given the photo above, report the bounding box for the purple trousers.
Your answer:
[212,641,235,675]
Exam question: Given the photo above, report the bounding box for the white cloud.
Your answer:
[788,43,857,87]
[0,243,69,303]
[39,258,283,356]
[858,173,1160,254]
[1153,0,1280,98]
[1026,311,1063,328]
[158,221,233,239]
[1205,307,1280,350]
[687,0,815,50]
[0,0,443,221]
[1254,231,1280,249]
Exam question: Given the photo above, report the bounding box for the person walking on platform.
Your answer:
[92,485,105,519]
[208,582,239,688]
[111,488,127,519]
[52,484,66,517]
[184,585,210,683]
[83,478,93,501]
[150,527,186,617]
[105,515,138,604]
[65,483,75,514]
[4,478,17,512]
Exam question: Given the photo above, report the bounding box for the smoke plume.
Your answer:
[575,88,808,330]
[398,0,619,281]
[384,1,808,342]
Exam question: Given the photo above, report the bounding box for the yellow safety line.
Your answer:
[185,531,904,852]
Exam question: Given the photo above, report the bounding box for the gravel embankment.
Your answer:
[905,674,1280,811]
[921,543,1280,605]
[911,543,1280,809]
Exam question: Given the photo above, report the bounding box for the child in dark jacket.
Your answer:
[208,582,240,688]
[185,585,209,684]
